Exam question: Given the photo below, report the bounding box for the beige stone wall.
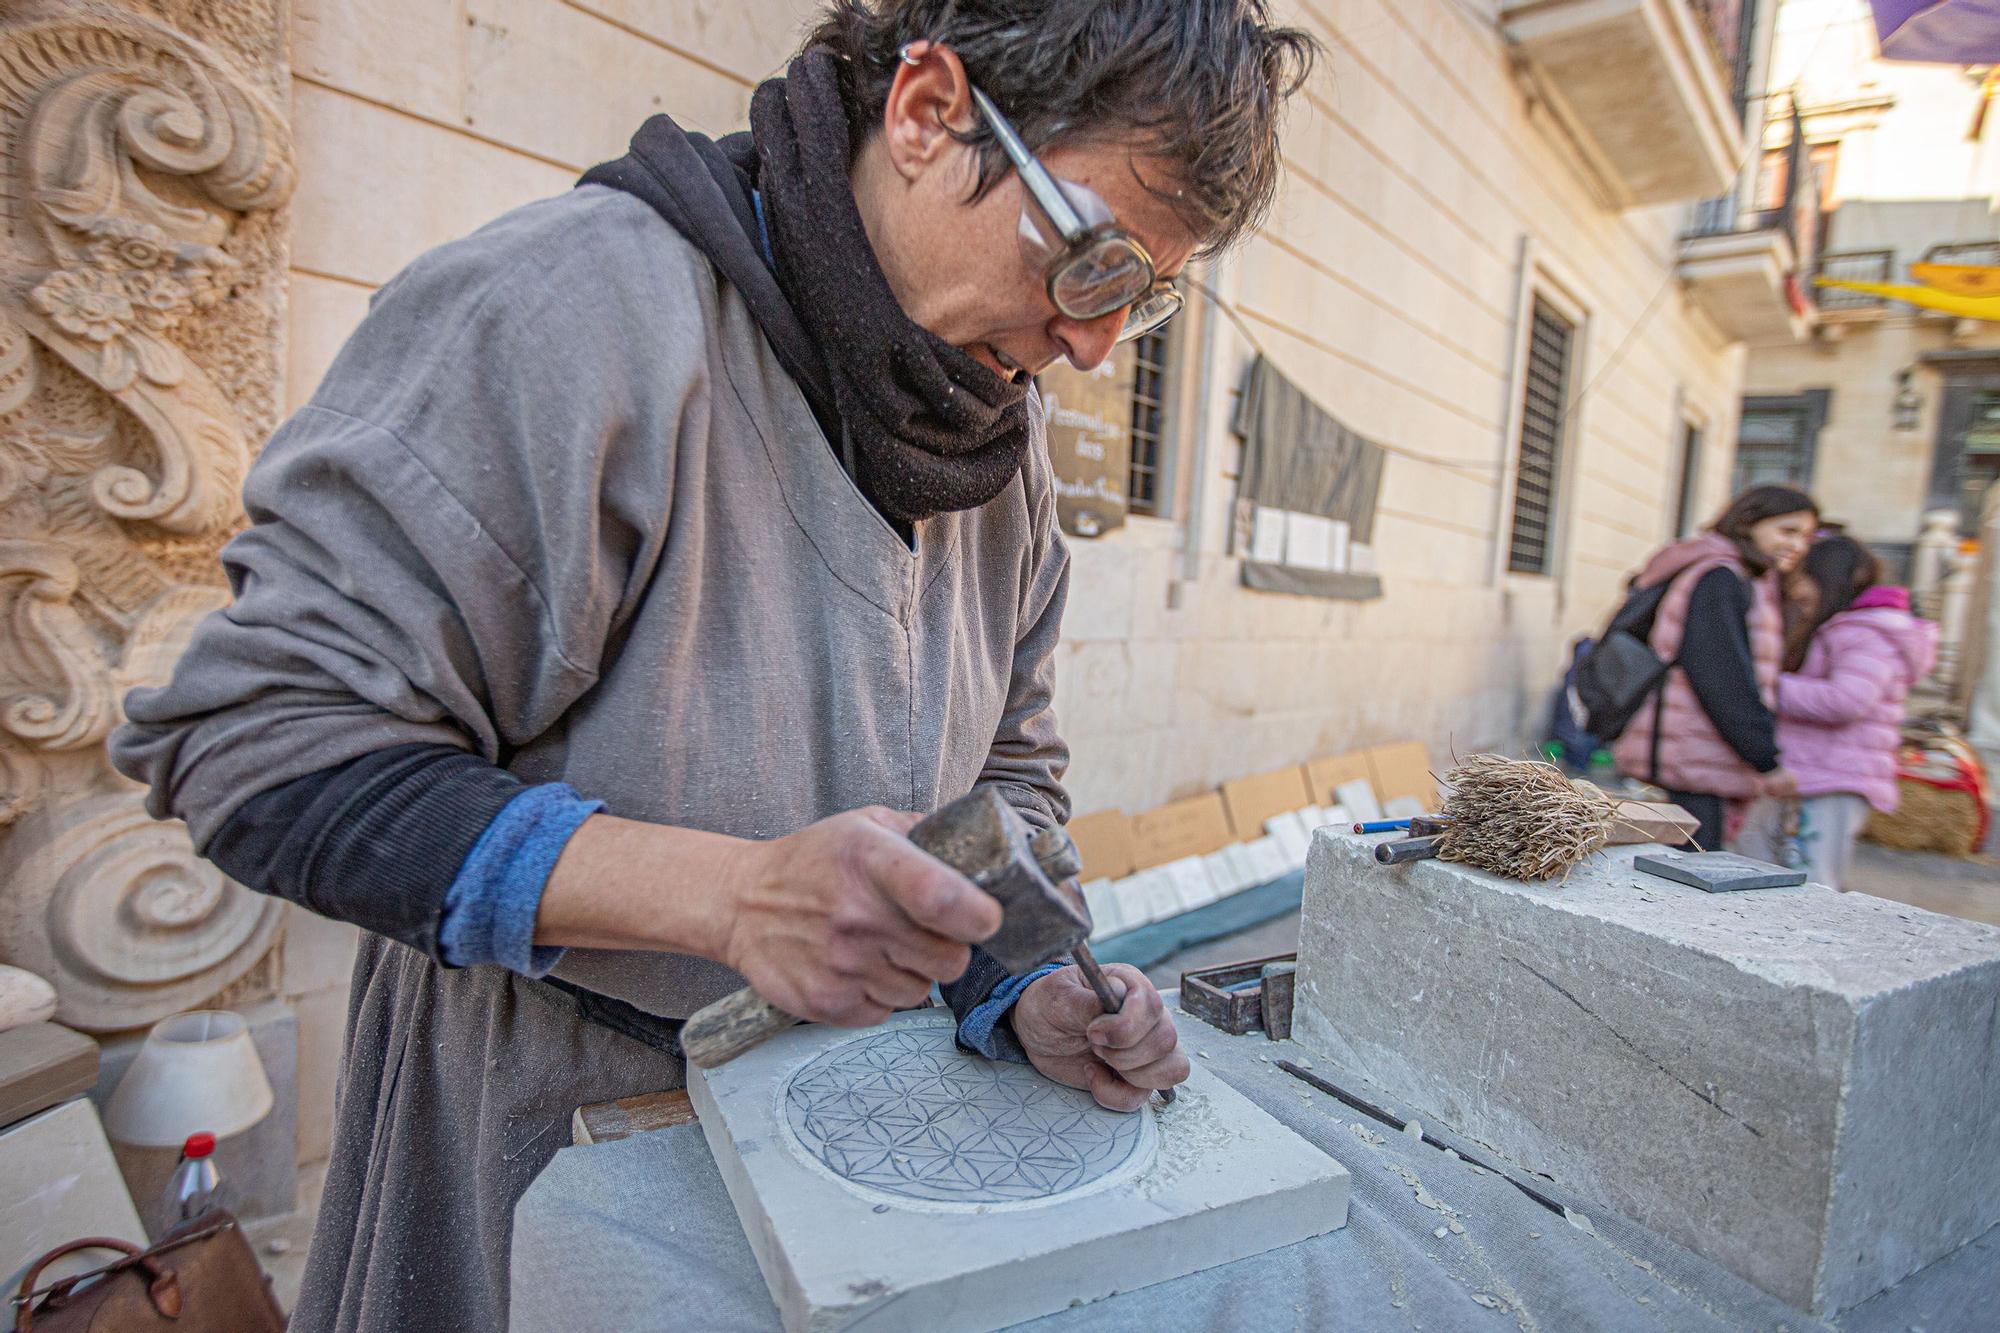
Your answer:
[1056,0,1748,814]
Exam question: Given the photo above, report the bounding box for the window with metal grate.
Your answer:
[1126,326,1172,516]
[1508,299,1576,574]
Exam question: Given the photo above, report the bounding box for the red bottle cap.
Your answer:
[183,1132,216,1158]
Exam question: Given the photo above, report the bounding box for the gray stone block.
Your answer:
[1294,831,2000,1315]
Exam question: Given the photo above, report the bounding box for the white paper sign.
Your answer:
[1326,518,1351,573]
[1249,505,1286,564]
[1284,512,1337,571]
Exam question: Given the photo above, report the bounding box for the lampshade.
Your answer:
[102,1009,274,1148]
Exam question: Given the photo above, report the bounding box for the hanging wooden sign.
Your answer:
[1037,348,1133,539]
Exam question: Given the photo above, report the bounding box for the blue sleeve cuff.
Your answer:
[956,962,1067,1064]
[438,784,602,977]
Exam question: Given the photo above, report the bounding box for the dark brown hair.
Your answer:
[801,0,1319,255]
[1783,535,1884,670]
[1711,484,1818,576]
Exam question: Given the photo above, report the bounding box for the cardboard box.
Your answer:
[1220,766,1315,842]
[1305,751,1373,806]
[1365,741,1438,810]
[1067,809,1138,882]
[1130,792,1235,871]
[1606,800,1702,848]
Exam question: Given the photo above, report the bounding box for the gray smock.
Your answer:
[109,184,1072,1332]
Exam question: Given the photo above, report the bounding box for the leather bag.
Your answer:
[12,1210,284,1332]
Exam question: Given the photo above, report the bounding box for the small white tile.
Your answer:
[1336,779,1383,825]
[1249,505,1286,564]
[1161,855,1221,912]
[1242,836,1289,885]
[1283,512,1337,571]
[1080,878,1124,941]
[1265,811,1312,869]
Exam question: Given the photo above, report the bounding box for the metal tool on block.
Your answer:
[680,789,1094,1069]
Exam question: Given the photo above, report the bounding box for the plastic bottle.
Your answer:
[163,1131,222,1223]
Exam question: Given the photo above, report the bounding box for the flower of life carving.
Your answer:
[781,1025,1150,1206]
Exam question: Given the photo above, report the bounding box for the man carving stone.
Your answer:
[109,2,1314,1328]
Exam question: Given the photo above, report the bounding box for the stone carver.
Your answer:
[109,1,1314,1328]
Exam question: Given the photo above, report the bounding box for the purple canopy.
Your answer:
[1872,0,2000,63]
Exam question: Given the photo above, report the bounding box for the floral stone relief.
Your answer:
[0,0,293,1032]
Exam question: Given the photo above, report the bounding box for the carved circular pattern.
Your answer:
[781,1024,1152,1207]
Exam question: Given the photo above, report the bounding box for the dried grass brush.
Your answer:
[1436,753,1621,882]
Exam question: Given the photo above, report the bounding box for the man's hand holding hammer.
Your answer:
[537,803,1188,1111]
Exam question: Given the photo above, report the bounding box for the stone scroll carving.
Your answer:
[0,2,293,1031]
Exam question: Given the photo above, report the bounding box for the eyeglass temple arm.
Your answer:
[967,86,1088,241]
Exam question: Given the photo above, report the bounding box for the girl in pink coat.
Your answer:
[1611,486,1818,849]
[1736,537,1938,887]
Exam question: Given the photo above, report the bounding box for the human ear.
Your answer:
[879,41,977,184]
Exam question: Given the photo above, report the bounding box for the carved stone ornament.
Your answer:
[0,1,292,1032]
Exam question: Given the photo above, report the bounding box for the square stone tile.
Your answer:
[689,1010,1348,1332]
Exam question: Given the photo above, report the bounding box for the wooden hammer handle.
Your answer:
[680,987,800,1068]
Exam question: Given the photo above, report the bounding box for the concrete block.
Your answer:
[689,1009,1348,1331]
[280,905,359,999]
[0,1099,145,1293]
[93,1001,299,1235]
[1293,834,2000,1315]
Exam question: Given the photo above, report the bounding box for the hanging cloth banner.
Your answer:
[1817,263,2000,322]
[1232,355,1386,600]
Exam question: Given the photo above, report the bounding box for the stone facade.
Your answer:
[0,1,293,1034]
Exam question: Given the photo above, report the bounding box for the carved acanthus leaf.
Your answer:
[1,7,293,535]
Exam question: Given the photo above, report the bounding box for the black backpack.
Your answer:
[1574,580,1675,746]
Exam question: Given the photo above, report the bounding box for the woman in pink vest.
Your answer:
[1736,537,1937,886]
[1611,486,1818,849]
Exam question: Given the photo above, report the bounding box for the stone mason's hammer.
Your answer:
[679,789,1094,1070]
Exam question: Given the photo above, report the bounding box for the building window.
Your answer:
[1675,419,1704,538]
[1126,326,1173,516]
[1955,389,2000,528]
[1733,391,1829,492]
[1507,299,1577,575]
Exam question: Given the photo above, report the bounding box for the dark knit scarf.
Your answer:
[580,50,1030,525]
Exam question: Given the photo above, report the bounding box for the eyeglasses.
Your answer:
[963,83,1183,343]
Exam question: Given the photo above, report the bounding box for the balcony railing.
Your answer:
[1685,0,1759,118]
[1683,100,1822,279]
[1814,250,1894,311]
